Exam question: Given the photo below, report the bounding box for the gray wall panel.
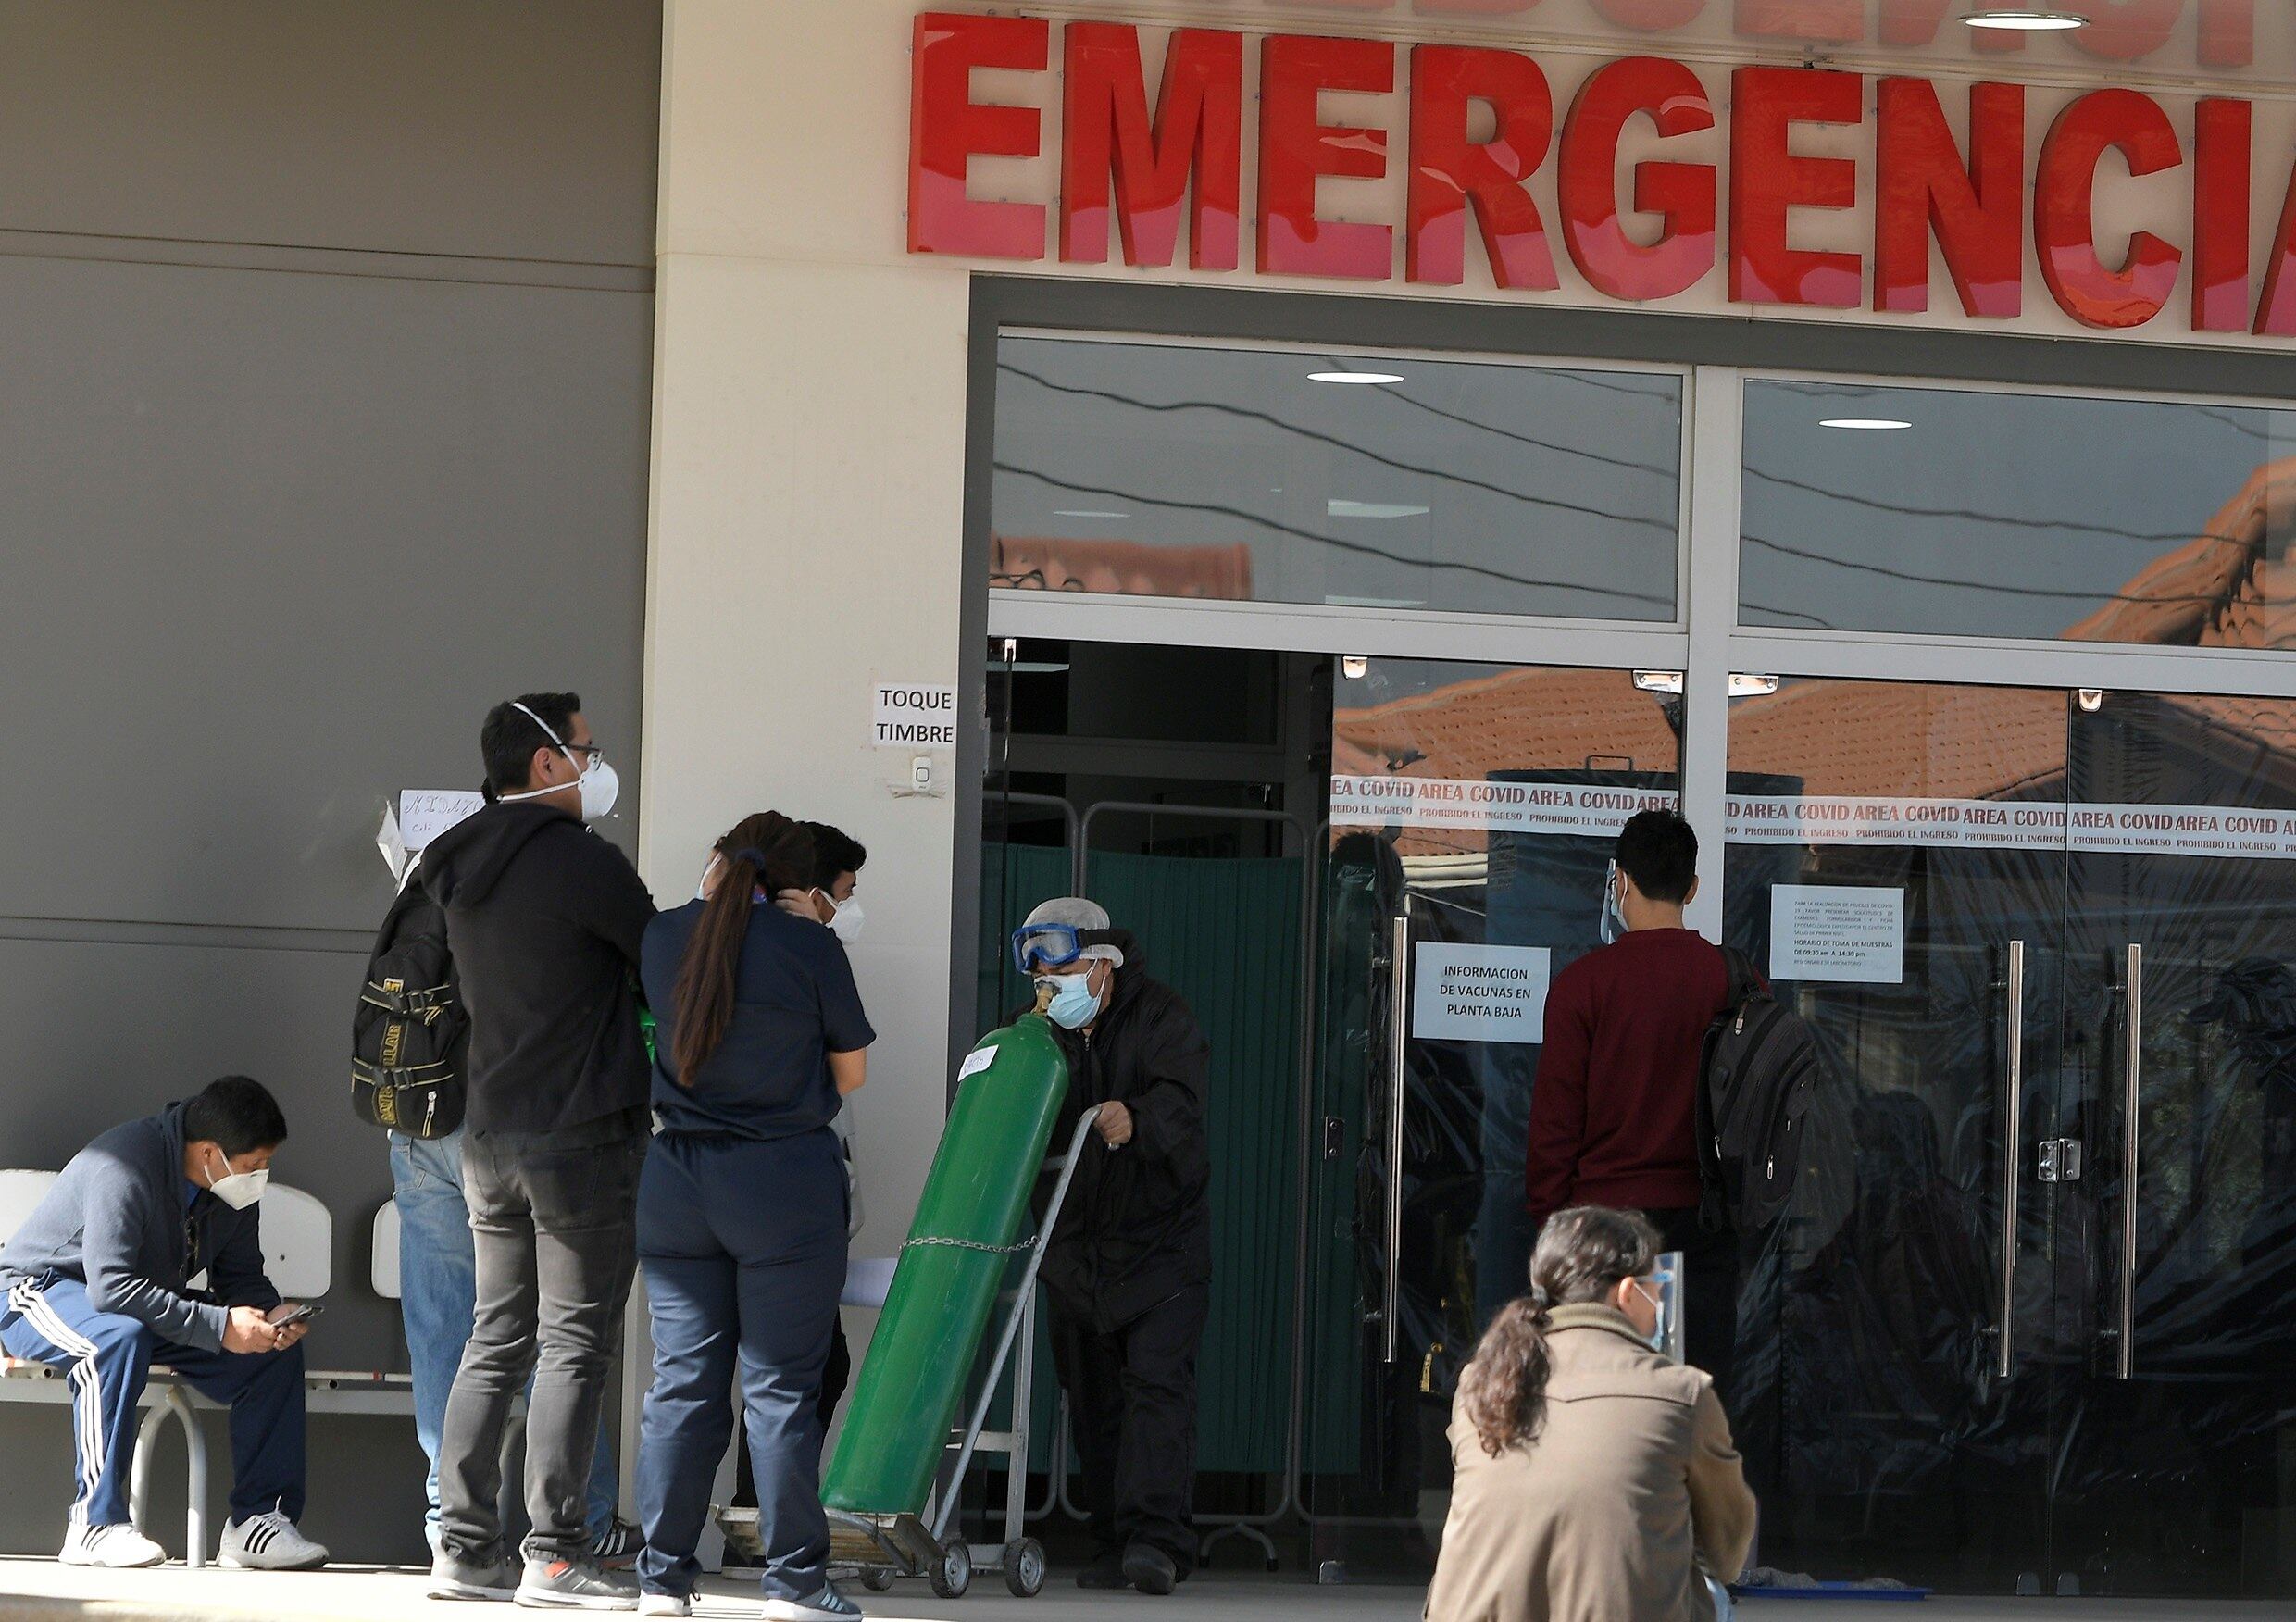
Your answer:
[0,935,398,1367]
[0,0,659,1561]
[0,252,652,930]
[0,1,659,267]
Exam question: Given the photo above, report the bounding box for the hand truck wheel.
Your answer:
[930,1539,972,1599]
[862,1570,895,1592]
[1004,1537,1046,1598]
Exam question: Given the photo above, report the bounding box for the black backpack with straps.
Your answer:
[351,874,468,1140]
[1696,946,1819,1232]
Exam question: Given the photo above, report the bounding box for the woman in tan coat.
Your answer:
[1426,1206,1756,1622]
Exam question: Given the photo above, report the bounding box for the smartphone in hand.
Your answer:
[268,1304,321,1329]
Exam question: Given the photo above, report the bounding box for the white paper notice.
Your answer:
[872,684,957,748]
[1412,943,1551,1043]
[399,790,486,850]
[1771,885,1905,984]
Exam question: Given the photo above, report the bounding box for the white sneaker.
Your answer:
[218,1509,331,1571]
[59,1522,168,1568]
[638,1595,692,1617]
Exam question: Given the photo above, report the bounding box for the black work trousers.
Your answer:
[1644,1204,1741,1399]
[1046,1283,1207,1574]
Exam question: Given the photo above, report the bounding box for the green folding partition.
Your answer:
[974,842,1303,1479]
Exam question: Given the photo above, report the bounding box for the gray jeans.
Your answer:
[437,1108,647,1565]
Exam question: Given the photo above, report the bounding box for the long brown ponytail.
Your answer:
[668,812,815,1083]
[1457,1205,1659,1456]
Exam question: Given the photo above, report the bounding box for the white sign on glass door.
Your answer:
[1770,885,1904,985]
[1412,942,1551,1043]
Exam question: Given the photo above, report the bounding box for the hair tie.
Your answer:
[728,846,771,869]
[1529,1284,1552,1310]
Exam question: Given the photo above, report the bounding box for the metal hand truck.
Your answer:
[820,1110,1097,1600]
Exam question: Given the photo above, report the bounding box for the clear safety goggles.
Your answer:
[1010,921,1122,973]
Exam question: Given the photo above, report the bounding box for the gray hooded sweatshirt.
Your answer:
[0,1101,279,1353]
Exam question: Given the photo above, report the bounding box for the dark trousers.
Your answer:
[1,1276,306,1530]
[1645,1205,1740,1396]
[732,1319,848,1515]
[1047,1283,1207,1574]
[636,1130,845,1603]
[439,1110,645,1565]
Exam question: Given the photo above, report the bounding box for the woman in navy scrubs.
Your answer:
[634,812,873,1621]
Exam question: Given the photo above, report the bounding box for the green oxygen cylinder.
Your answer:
[823,1007,1071,1517]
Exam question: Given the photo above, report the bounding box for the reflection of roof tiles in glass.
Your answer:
[1728,682,2067,800]
[2062,456,2296,651]
[991,535,1252,599]
[1332,668,2296,834]
[1333,668,1676,857]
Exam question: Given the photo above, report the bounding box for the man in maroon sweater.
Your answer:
[1525,810,1739,1387]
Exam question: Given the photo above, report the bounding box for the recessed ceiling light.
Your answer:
[1309,370,1404,385]
[1053,508,1129,519]
[1820,418,1913,430]
[1328,499,1431,519]
[1961,8,2087,30]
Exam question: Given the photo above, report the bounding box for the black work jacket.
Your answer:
[1026,965,1213,1333]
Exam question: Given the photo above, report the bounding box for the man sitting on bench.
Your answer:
[0,1076,329,1570]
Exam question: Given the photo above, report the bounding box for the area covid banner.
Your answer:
[1330,774,2296,860]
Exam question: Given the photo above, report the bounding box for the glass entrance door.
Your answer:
[2051,692,2296,1598]
[1302,655,1682,1581]
[1721,677,2296,1600]
[1721,677,2073,1595]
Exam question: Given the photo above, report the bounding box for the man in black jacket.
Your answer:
[419,692,655,1609]
[1014,897,1212,1596]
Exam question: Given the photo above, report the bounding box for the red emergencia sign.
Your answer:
[903,7,2296,336]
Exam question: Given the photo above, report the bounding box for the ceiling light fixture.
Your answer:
[1327,499,1431,519]
[2078,688,2106,712]
[1342,655,1370,680]
[1960,8,2088,31]
[1309,370,1404,385]
[1820,418,1914,430]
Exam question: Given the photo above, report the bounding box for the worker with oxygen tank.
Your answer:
[1012,897,1214,1596]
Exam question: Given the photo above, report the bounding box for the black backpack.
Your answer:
[1696,947,1819,1232]
[351,875,468,1139]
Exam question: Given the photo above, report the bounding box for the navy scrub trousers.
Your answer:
[636,1128,846,1603]
[1,1276,306,1532]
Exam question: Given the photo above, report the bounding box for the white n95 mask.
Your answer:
[497,703,619,820]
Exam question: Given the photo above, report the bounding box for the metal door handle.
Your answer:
[2115,942,2142,1380]
[1382,915,1409,1366]
[1999,939,2025,1380]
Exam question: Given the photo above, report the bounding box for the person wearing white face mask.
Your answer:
[0,1078,330,1570]
[420,692,659,1609]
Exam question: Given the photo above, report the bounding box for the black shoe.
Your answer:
[1122,1544,1179,1596]
[1077,1551,1131,1590]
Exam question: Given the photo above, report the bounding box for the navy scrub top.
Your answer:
[639,899,875,1141]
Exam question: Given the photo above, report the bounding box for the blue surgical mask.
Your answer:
[1039,971,1104,1030]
